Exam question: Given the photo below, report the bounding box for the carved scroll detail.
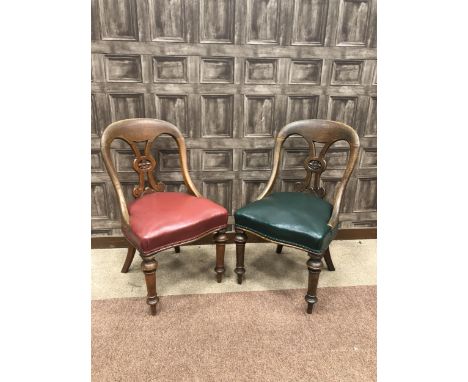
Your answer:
[129,140,165,198]
[295,141,328,198]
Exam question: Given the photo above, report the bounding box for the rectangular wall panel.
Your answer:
[360,148,377,168]
[109,94,145,121]
[245,59,278,84]
[158,150,186,171]
[328,96,358,126]
[287,96,319,123]
[105,55,142,82]
[330,60,364,85]
[202,150,233,171]
[247,0,280,43]
[292,0,328,45]
[244,96,275,137]
[153,56,188,83]
[155,95,188,135]
[242,149,272,170]
[91,183,110,219]
[201,95,234,137]
[91,150,104,172]
[201,58,235,83]
[200,0,235,43]
[336,0,370,46]
[289,60,322,84]
[98,0,138,40]
[149,0,186,42]
[354,177,377,212]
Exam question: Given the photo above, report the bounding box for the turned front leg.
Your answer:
[305,252,322,314]
[234,228,247,284]
[141,255,159,316]
[213,229,228,283]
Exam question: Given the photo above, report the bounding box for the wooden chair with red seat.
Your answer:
[234,119,360,314]
[100,118,229,315]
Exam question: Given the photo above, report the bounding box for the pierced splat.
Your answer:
[294,141,333,199]
[129,140,165,198]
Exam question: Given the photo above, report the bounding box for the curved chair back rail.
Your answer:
[100,118,201,227]
[258,119,360,229]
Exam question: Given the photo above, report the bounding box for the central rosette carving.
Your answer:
[136,158,152,171]
[307,159,323,172]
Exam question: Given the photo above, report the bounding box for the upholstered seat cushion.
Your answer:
[234,192,337,254]
[123,192,228,255]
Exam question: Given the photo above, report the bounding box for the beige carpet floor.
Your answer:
[92,240,376,299]
[92,240,376,381]
[92,286,376,382]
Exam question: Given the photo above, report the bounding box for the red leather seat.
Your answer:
[123,192,228,255]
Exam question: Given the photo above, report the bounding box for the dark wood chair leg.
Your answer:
[276,244,283,254]
[121,245,136,273]
[305,252,322,314]
[234,228,247,284]
[323,247,335,271]
[141,255,159,316]
[174,246,181,253]
[213,229,228,283]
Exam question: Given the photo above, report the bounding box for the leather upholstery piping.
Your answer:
[125,223,228,257]
[234,224,332,255]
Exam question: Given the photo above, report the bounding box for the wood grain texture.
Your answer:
[98,0,139,41]
[92,0,377,236]
[200,0,235,43]
[247,0,280,43]
[292,0,328,45]
[105,55,142,82]
[149,0,186,42]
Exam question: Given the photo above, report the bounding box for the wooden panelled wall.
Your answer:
[91,0,377,236]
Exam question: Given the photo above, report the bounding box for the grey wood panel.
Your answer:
[148,0,187,42]
[92,0,377,236]
[200,0,235,43]
[292,0,328,45]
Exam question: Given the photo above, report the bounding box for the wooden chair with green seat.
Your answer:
[234,119,360,314]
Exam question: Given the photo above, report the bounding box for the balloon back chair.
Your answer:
[100,118,228,315]
[234,119,360,314]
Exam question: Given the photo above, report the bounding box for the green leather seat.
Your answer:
[234,192,337,254]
